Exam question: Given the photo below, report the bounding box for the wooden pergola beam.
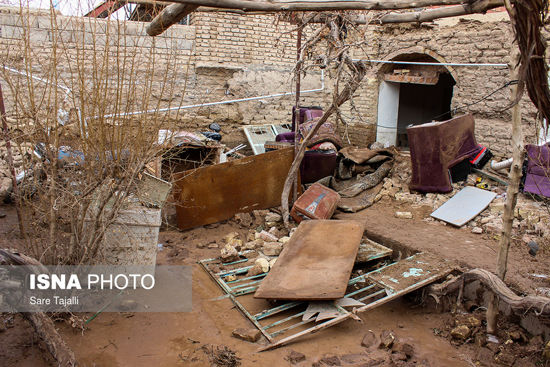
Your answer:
[380,0,504,23]
[151,0,468,12]
[147,0,494,35]
[147,3,198,35]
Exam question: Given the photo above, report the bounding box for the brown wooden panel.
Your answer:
[173,148,294,230]
[254,220,364,300]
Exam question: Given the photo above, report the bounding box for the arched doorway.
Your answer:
[376,52,456,148]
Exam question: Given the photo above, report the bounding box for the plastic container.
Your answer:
[290,183,340,223]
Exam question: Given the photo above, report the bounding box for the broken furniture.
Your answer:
[254,220,363,300]
[275,106,339,184]
[430,186,497,227]
[407,114,480,193]
[290,183,340,223]
[523,143,550,198]
[172,147,295,230]
[199,248,455,350]
[242,124,292,155]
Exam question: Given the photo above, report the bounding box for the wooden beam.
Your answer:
[146,3,198,36]
[156,0,468,12]
[147,0,503,35]
[379,0,504,23]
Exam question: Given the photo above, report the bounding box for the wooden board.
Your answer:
[254,220,364,300]
[355,239,392,263]
[172,147,294,230]
[367,252,454,293]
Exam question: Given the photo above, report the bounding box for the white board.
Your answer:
[431,186,497,227]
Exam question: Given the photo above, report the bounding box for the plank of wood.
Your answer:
[172,147,294,230]
[367,252,454,293]
[254,220,364,300]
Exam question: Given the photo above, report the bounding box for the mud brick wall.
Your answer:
[354,17,541,158]
[0,8,545,157]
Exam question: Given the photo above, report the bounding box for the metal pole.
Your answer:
[293,27,302,202]
[0,83,26,238]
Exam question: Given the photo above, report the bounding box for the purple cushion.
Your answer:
[524,143,550,197]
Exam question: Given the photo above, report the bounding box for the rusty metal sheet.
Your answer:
[254,220,364,300]
[172,148,294,230]
[367,252,454,293]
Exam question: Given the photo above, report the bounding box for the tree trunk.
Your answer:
[486,45,524,334]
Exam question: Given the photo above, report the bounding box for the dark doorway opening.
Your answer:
[396,73,455,147]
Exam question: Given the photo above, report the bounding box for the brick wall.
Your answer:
[0,7,544,157]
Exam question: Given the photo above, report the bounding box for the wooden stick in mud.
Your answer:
[0,249,78,367]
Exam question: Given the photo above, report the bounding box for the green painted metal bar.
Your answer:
[233,286,259,296]
[345,284,376,298]
[217,265,253,277]
[357,289,386,302]
[254,301,303,320]
[270,318,316,337]
[263,311,306,330]
[226,273,266,284]
[230,279,264,290]
[198,260,274,342]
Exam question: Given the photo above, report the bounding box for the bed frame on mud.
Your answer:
[199,248,455,350]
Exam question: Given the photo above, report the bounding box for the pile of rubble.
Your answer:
[218,210,296,279]
[374,153,550,245]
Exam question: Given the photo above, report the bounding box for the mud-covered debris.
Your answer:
[231,328,261,343]
[394,211,413,219]
[234,212,253,227]
[223,232,240,244]
[262,242,283,256]
[391,352,407,363]
[450,325,471,340]
[208,243,219,249]
[278,236,290,244]
[475,347,494,365]
[220,244,240,263]
[455,315,481,329]
[247,258,270,276]
[268,226,282,237]
[256,230,278,242]
[471,227,483,234]
[243,239,263,250]
[379,330,395,349]
[319,355,341,366]
[361,330,377,349]
[265,212,282,224]
[268,258,277,268]
[494,350,516,365]
[392,341,414,358]
[474,333,487,347]
[202,345,241,367]
[285,350,306,364]
[225,274,237,282]
[227,238,243,251]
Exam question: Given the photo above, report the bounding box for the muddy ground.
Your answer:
[0,197,548,367]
